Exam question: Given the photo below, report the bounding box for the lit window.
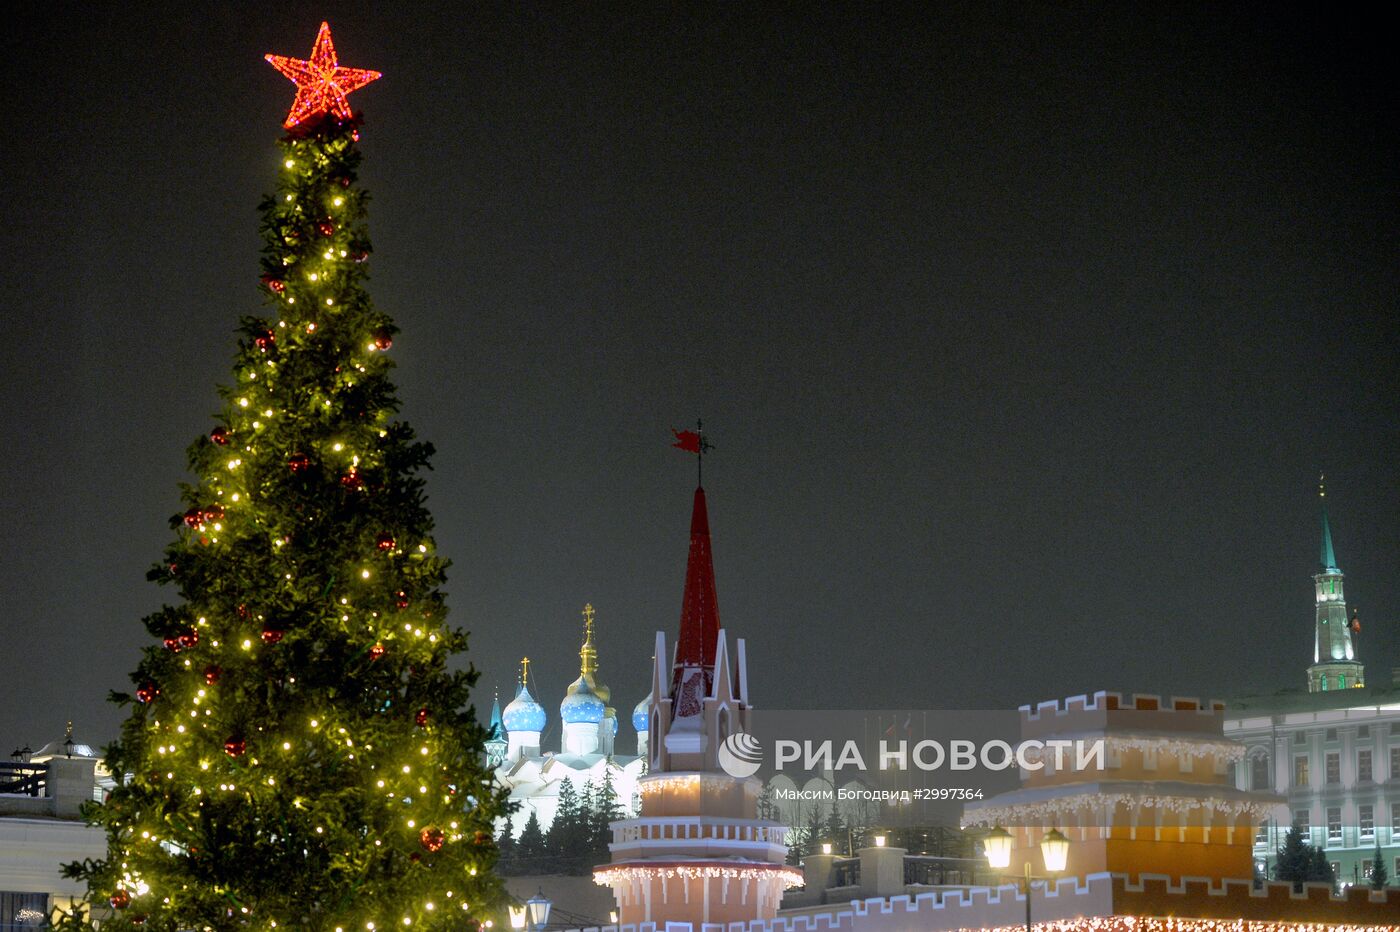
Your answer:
[1294,756,1309,788]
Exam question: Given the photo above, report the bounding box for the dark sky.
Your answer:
[1,4,1396,751]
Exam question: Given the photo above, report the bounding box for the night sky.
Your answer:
[1,4,1396,751]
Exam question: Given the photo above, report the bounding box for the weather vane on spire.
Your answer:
[265,22,381,129]
[671,419,715,486]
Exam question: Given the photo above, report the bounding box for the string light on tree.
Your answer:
[64,23,508,932]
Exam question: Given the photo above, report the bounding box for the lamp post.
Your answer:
[983,826,1070,932]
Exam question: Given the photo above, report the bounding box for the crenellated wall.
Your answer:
[565,872,1400,932]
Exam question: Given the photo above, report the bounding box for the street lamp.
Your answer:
[508,906,527,931]
[525,890,552,932]
[983,826,1071,932]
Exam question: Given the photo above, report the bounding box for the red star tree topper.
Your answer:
[265,22,381,129]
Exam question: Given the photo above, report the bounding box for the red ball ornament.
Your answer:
[341,468,363,490]
[372,328,393,351]
[260,274,286,294]
[224,737,246,758]
[183,507,203,528]
[395,590,410,609]
[414,708,428,727]
[339,176,352,188]
[353,250,370,264]
[163,635,181,652]
[418,826,445,852]
[203,665,222,685]
[376,532,395,551]
[136,683,158,704]
[368,642,386,661]
[287,452,311,473]
[254,330,275,350]
[261,627,284,644]
[177,628,199,650]
[110,889,131,910]
[318,221,335,237]
[210,426,229,446]
[131,913,148,925]
[203,503,225,521]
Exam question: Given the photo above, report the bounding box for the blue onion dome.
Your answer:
[502,682,546,733]
[632,693,652,732]
[560,676,605,725]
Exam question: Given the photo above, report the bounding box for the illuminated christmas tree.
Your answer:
[64,23,508,931]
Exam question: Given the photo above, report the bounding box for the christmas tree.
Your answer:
[63,23,507,931]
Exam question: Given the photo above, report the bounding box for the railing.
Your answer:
[0,762,46,797]
[903,854,983,887]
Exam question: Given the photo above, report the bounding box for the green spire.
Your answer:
[1319,474,1339,573]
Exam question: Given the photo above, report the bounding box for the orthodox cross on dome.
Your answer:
[519,656,531,690]
[580,603,598,677]
[265,22,381,129]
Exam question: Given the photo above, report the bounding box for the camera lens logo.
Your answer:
[718,732,764,778]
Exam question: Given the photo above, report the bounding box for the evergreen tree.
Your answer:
[804,806,827,856]
[589,769,624,864]
[548,777,582,871]
[496,820,516,869]
[1370,842,1388,889]
[517,812,547,871]
[62,30,506,931]
[1274,825,1312,891]
[825,801,847,853]
[1307,847,1336,891]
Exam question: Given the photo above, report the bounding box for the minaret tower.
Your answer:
[594,486,798,924]
[1307,476,1364,692]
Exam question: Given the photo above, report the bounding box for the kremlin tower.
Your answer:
[593,487,799,925]
[1307,476,1364,692]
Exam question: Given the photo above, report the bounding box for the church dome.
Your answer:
[632,693,651,732]
[502,683,546,733]
[560,676,605,725]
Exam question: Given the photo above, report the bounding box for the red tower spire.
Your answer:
[672,486,720,694]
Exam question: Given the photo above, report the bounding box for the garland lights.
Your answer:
[66,23,509,932]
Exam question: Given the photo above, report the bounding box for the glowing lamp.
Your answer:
[1040,828,1070,873]
[609,912,618,925]
[983,825,1013,870]
[507,907,526,930]
[873,834,887,847]
[525,890,551,931]
[820,842,832,855]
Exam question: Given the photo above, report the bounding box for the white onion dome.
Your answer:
[632,693,651,732]
[560,676,605,725]
[502,682,546,733]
